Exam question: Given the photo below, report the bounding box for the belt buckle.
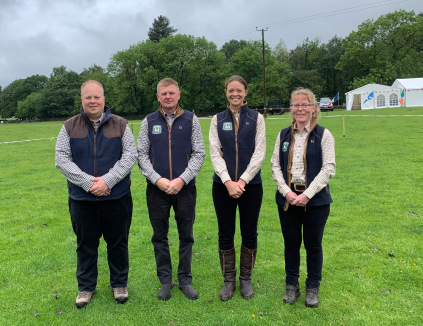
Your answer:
[293,184,305,192]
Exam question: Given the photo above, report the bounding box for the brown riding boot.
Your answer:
[219,248,236,301]
[239,245,257,299]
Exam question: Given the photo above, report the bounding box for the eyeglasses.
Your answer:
[290,104,314,109]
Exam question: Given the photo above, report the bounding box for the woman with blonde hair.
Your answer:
[271,88,335,308]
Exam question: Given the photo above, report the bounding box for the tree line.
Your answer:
[0,11,422,120]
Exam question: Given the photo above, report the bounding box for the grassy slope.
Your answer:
[0,107,422,325]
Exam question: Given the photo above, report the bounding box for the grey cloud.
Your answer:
[0,0,421,88]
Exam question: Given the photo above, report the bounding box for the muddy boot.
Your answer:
[219,248,236,301]
[305,286,319,308]
[239,245,257,299]
[283,283,300,304]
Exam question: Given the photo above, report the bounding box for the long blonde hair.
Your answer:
[290,87,320,123]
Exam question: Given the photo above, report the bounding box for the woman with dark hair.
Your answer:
[209,76,266,301]
[271,88,335,308]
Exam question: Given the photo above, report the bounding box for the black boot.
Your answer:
[239,245,257,299]
[305,286,319,308]
[219,248,236,301]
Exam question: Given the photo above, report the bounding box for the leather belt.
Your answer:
[291,183,306,192]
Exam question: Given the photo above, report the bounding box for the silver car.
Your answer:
[319,97,333,111]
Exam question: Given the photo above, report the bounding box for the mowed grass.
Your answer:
[0,107,422,325]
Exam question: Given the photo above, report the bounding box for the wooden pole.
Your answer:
[257,27,268,118]
[343,115,345,139]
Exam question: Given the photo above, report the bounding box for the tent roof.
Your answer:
[346,83,400,94]
[392,78,423,89]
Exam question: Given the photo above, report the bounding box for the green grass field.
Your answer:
[0,108,422,325]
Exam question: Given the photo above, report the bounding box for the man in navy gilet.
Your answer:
[137,78,205,301]
[55,80,137,308]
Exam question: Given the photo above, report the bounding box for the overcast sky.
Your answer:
[0,0,421,88]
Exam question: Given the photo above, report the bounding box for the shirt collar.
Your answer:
[229,108,240,115]
[160,107,177,117]
[91,112,105,126]
[294,121,311,132]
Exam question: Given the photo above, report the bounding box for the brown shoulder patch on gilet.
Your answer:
[103,115,127,138]
[64,115,88,138]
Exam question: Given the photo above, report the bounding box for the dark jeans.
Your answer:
[69,192,133,292]
[212,181,263,250]
[146,184,196,285]
[278,204,329,288]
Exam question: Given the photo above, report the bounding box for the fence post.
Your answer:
[343,115,345,139]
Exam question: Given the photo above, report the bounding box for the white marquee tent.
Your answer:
[392,78,423,107]
[345,84,402,110]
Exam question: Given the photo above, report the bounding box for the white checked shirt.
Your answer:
[271,121,336,199]
[55,113,137,192]
[137,108,205,185]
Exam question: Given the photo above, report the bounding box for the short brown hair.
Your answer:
[157,78,179,93]
[224,75,248,91]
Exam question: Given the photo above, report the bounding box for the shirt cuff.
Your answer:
[179,171,191,185]
[239,172,251,184]
[81,180,95,193]
[303,188,315,200]
[101,174,114,189]
[219,171,231,184]
[279,184,292,197]
[149,172,162,185]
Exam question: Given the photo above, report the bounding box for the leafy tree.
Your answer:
[80,64,109,85]
[265,60,291,107]
[0,74,48,118]
[336,10,423,89]
[229,41,291,109]
[16,91,43,120]
[287,38,325,97]
[220,40,248,63]
[230,42,263,83]
[272,39,290,62]
[288,37,322,71]
[38,66,81,119]
[108,40,159,115]
[179,37,228,112]
[317,36,345,101]
[109,35,228,115]
[148,15,178,43]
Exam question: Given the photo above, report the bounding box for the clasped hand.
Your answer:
[156,177,185,195]
[286,191,309,207]
[89,177,110,197]
[224,179,246,199]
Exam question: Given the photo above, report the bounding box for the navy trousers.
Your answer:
[212,181,263,250]
[69,192,133,292]
[278,204,329,288]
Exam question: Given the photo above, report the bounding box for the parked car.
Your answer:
[319,97,333,111]
[267,99,284,115]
